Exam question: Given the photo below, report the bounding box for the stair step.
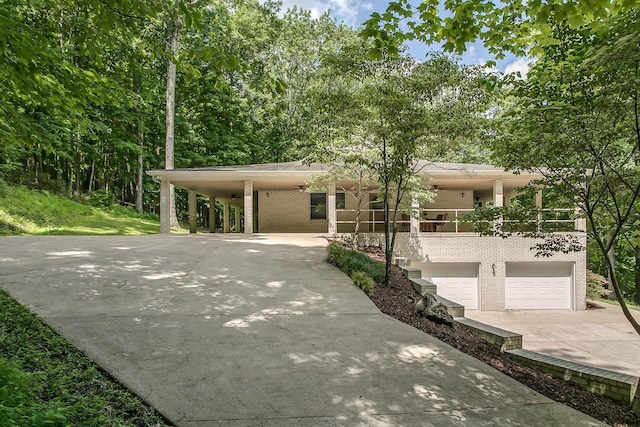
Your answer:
[433,295,464,317]
[400,265,422,279]
[394,257,411,267]
[455,317,522,351]
[410,278,437,296]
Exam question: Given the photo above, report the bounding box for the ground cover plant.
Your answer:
[326,244,639,426]
[0,290,171,426]
[0,181,159,235]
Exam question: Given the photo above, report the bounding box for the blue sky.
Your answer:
[280,0,530,75]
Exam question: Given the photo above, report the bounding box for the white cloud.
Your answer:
[504,58,532,79]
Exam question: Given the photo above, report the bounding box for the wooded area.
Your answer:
[2,0,639,321]
[1,0,359,215]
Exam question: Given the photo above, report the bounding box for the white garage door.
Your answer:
[420,263,479,310]
[505,262,573,310]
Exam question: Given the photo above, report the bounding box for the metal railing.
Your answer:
[335,207,578,234]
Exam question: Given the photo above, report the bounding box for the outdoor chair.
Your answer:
[433,213,448,232]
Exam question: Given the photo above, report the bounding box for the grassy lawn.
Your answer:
[0,290,170,426]
[0,182,160,235]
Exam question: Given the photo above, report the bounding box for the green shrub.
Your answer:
[325,242,385,283]
[351,271,375,295]
[0,358,67,426]
[82,190,117,208]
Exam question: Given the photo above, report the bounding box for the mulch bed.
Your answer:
[363,248,639,427]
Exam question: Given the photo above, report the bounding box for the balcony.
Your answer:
[336,207,580,234]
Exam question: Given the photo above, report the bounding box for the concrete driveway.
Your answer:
[0,234,603,426]
[466,305,640,377]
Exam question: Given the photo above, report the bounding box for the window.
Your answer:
[336,192,346,209]
[310,193,326,219]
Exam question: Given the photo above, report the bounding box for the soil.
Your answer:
[363,248,639,427]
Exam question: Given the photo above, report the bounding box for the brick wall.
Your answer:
[257,190,327,233]
[393,233,587,311]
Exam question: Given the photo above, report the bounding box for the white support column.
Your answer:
[534,190,542,208]
[209,197,216,233]
[234,205,241,233]
[535,190,543,231]
[188,189,197,234]
[493,180,504,232]
[410,197,420,234]
[244,180,253,234]
[493,180,504,207]
[574,206,587,232]
[327,186,336,235]
[160,180,171,234]
[223,201,230,233]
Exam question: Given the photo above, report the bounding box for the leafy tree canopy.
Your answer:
[361,0,638,59]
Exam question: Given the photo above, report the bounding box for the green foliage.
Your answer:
[325,243,385,283]
[489,10,640,333]
[0,357,67,426]
[0,183,159,235]
[81,189,117,208]
[351,271,375,295]
[360,0,637,60]
[0,290,168,426]
[308,47,492,283]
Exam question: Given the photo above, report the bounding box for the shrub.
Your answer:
[82,190,116,208]
[325,242,385,283]
[352,271,375,295]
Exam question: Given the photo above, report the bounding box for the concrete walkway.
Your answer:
[466,305,640,377]
[0,234,603,426]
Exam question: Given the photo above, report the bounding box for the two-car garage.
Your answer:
[416,261,575,311]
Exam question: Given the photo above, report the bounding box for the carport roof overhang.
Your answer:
[146,161,543,198]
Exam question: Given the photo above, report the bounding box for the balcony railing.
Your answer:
[336,208,579,234]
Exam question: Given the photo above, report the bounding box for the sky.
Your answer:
[280,0,531,76]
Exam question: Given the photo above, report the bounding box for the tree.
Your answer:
[489,12,640,334]
[308,48,491,283]
[360,0,637,59]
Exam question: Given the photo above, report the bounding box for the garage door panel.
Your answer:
[505,268,572,310]
[430,277,478,310]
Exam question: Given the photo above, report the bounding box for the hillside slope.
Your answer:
[0,182,159,235]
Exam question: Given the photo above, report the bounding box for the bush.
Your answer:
[82,190,116,208]
[325,242,385,283]
[0,358,67,426]
[351,271,375,295]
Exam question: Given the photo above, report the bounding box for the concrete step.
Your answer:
[410,278,437,296]
[455,317,522,352]
[394,256,411,267]
[400,265,422,280]
[433,294,464,317]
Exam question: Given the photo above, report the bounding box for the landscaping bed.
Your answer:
[363,249,639,427]
[0,289,171,426]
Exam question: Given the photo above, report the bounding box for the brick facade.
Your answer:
[393,233,587,311]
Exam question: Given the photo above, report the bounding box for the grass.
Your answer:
[0,182,159,235]
[0,289,170,426]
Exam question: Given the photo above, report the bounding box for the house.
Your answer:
[147,161,587,311]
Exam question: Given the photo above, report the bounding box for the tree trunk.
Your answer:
[635,245,640,305]
[88,159,95,193]
[606,253,640,335]
[165,0,181,228]
[606,230,617,299]
[74,127,81,195]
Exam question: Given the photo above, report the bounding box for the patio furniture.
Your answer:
[433,213,448,232]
